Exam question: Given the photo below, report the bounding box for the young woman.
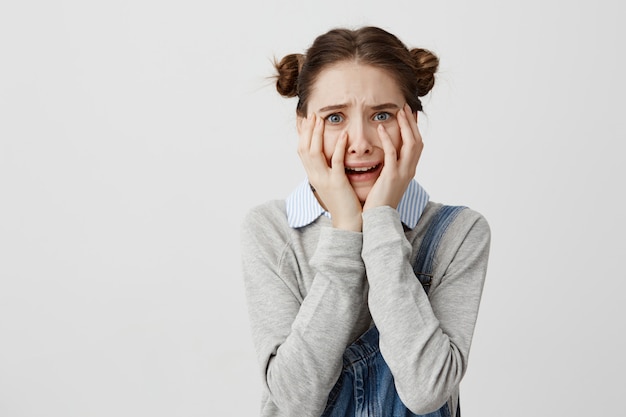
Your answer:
[241,26,490,417]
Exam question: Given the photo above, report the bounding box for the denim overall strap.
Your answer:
[413,205,466,295]
[412,205,466,417]
[321,205,466,417]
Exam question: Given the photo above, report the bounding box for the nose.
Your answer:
[346,119,374,155]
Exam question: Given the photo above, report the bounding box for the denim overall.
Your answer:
[321,205,466,417]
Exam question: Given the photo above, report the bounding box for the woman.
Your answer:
[241,26,490,417]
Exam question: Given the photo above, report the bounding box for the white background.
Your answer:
[1,1,624,416]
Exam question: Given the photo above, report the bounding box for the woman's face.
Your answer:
[298,61,411,203]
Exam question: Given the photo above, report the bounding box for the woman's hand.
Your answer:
[298,113,363,231]
[363,104,423,211]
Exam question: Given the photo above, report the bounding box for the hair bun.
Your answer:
[274,53,305,98]
[410,48,439,97]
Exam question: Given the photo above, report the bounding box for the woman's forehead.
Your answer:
[310,62,403,109]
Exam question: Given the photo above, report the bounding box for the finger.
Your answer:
[331,130,348,172]
[377,124,398,168]
[397,106,415,144]
[307,114,332,177]
[297,115,314,157]
[402,103,423,147]
[397,106,422,162]
[310,113,324,155]
[298,115,329,184]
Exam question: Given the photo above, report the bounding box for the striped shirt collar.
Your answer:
[286,178,430,229]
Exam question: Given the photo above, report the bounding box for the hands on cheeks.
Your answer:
[297,114,364,232]
[297,103,423,232]
[362,103,423,212]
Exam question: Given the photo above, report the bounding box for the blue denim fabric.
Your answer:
[321,205,465,417]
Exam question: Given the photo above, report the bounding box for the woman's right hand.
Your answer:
[298,113,363,231]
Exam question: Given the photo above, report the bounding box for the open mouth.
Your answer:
[345,164,380,174]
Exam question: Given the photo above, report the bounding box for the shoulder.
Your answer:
[415,201,491,263]
[420,201,490,238]
[241,200,291,240]
[242,199,286,224]
[412,202,491,292]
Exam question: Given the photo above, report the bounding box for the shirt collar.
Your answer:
[286,178,430,229]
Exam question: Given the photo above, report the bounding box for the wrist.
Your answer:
[332,216,362,232]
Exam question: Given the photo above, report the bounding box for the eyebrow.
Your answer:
[371,103,400,111]
[318,102,400,112]
[318,104,348,112]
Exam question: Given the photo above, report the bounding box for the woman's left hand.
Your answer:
[363,103,423,211]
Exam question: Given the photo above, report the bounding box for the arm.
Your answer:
[241,206,366,417]
[362,206,490,414]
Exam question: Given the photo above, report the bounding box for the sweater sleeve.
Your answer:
[361,206,490,415]
[241,206,366,417]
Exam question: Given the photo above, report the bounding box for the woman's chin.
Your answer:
[353,186,373,205]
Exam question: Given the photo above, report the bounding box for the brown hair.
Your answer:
[274,26,439,116]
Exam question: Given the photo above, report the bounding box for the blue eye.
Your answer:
[374,112,391,122]
[326,114,344,124]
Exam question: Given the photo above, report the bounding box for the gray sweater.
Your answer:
[241,200,490,417]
